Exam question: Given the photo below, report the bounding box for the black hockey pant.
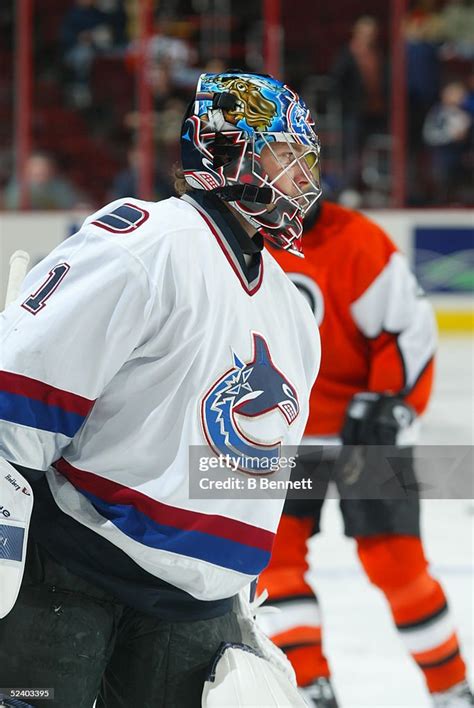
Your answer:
[0,542,243,708]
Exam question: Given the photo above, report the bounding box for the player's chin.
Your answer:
[288,182,311,200]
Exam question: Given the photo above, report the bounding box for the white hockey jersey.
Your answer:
[0,194,320,601]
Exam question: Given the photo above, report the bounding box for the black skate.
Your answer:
[432,680,474,707]
[299,677,339,707]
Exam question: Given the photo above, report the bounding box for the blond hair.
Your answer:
[173,166,190,196]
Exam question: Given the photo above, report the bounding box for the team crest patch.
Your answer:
[201,333,299,474]
[92,203,149,233]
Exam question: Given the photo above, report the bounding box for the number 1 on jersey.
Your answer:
[21,263,70,315]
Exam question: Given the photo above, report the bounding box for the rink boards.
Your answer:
[0,208,472,331]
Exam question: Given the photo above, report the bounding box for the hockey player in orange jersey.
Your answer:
[258,201,473,708]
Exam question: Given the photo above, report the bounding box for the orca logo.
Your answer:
[201,333,299,474]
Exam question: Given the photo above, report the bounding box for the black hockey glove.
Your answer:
[341,392,416,446]
[337,393,417,496]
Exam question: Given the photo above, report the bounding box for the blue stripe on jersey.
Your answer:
[0,391,86,437]
[81,488,270,575]
[113,205,145,222]
[96,214,130,230]
[95,205,145,231]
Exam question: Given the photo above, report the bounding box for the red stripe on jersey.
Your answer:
[55,458,274,552]
[0,371,95,416]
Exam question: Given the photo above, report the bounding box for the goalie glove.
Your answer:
[202,586,307,707]
[341,392,416,446]
[0,459,33,618]
[201,641,308,707]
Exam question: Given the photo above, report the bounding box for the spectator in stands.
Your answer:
[106,0,127,48]
[331,16,387,190]
[124,61,173,132]
[3,151,87,210]
[404,8,442,204]
[405,12,442,138]
[423,81,471,203]
[462,71,474,118]
[108,145,173,202]
[61,0,115,108]
[405,0,444,43]
[461,72,474,190]
[439,0,474,59]
[125,18,198,97]
[124,65,187,175]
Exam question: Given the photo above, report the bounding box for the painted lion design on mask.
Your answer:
[214,77,277,131]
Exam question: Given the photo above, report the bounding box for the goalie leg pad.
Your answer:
[0,459,33,619]
[201,642,308,707]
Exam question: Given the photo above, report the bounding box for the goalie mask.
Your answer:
[181,72,322,256]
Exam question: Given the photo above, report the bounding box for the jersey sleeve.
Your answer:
[0,222,154,470]
[349,233,437,415]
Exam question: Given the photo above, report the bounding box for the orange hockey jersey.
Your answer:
[270,202,436,437]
